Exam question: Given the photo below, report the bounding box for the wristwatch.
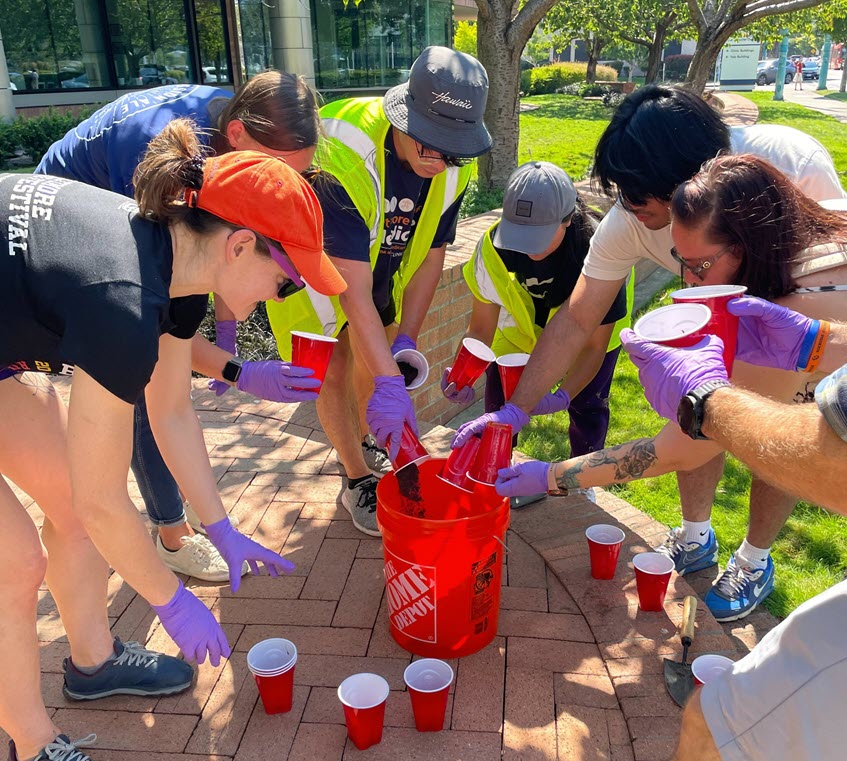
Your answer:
[677,380,731,440]
[221,356,244,384]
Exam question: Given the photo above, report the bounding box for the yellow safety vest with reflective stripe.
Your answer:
[266,97,471,361]
[463,223,634,357]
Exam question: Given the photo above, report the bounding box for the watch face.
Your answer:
[222,358,242,383]
[677,395,696,437]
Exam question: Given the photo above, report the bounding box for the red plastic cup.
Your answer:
[438,435,482,492]
[671,285,748,375]
[246,638,297,714]
[633,303,712,348]
[447,338,496,391]
[386,422,431,472]
[404,658,454,732]
[290,330,338,389]
[632,552,675,612]
[468,422,513,486]
[585,524,626,580]
[692,654,734,686]
[338,673,390,750]
[496,353,530,401]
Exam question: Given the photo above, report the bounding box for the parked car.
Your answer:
[801,57,820,80]
[756,58,795,85]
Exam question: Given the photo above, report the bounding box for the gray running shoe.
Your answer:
[9,734,97,761]
[336,435,393,478]
[341,475,381,536]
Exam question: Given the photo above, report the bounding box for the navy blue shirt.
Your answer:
[37,84,231,197]
[315,129,464,312]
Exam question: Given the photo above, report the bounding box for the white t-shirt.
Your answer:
[583,123,847,281]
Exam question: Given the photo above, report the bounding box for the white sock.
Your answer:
[682,519,712,545]
[736,539,770,570]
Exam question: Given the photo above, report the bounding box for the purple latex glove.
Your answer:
[390,333,417,355]
[204,516,296,593]
[452,403,530,449]
[366,375,418,460]
[209,320,238,395]
[728,296,821,372]
[235,360,320,402]
[620,329,728,420]
[440,367,475,405]
[530,388,571,416]
[152,580,231,666]
[495,460,550,497]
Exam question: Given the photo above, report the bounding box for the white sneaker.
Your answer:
[335,435,393,478]
[156,534,246,583]
[183,502,239,535]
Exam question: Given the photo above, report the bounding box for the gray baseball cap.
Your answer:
[493,161,577,254]
[383,46,492,159]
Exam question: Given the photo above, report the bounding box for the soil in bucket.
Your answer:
[376,458,510,659]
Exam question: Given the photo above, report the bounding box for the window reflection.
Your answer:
[236,0,272,79]
[196,0,232,84]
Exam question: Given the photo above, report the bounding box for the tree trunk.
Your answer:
[684,32,731,93]
[476,13,522,191]
[586,37,605,83]
[644,26,668,84]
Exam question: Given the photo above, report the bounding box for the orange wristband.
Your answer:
[803,321,831,373]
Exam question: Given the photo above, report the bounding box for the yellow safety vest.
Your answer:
[463,223,634,357]
[267,97,471,360]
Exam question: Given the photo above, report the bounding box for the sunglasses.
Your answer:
[230,229,306,299]
[414,141,473,168]
[670,245,731,282]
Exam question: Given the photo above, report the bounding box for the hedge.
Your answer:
[0,106,98,166]
[521,62,619,95]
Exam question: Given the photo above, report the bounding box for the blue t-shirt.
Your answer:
[315,129,464,312]
[36,84,231,198]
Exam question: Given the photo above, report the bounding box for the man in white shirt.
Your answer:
[454,85,846,622]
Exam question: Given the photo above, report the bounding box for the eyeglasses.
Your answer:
[414,141,473,168]
[230,229,306,299]
[670,245,732,281]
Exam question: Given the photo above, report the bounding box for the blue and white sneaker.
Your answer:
[63,638,194,700]
[9,733,96,761]
[705,552,775,622]
[654,527,719,575]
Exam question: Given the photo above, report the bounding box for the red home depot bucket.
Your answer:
[376,458,510,659]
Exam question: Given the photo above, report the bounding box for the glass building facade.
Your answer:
[2,0,452,100]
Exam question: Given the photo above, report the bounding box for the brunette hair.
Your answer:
[211,70,321,154]
[133,117,273,255]
[671,153,847,299]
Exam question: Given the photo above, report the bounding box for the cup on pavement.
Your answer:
[692,654,734,686]
[633,303,712,348]
[386,421,431,472]
[246,638,297,714]
[468,422,513,486]
[290,331,338,390]
[447,338,496,392]
[404,658,454,732]
[632,552,675,612]
[670,285,748,375]
[438,435,481,492]
[338,673,390,750]
[394,348,430,390]
[585,524,626,580]
[496,353,531,401]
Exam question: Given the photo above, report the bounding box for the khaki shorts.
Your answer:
[701,580,847,760]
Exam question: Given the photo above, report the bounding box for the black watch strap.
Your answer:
[678,380,731,440]
[222,356,244,384]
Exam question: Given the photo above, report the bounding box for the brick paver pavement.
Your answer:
[6,381,779,761]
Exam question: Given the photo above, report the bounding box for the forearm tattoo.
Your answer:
[557,438,658,489]
[556,459,584,491]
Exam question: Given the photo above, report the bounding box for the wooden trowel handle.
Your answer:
[681,595,697,644]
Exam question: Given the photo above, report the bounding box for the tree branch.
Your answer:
[741,0,829,23]
[510,0,560,47]
[473,0,492,21]
[687,0,709,31]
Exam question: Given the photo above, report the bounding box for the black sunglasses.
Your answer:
[415,141,473,168]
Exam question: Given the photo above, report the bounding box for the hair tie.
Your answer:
[181,155,206,191]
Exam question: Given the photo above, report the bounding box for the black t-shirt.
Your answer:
[0,174,207,403]
[493,210,627,329]
[315,129,464,311]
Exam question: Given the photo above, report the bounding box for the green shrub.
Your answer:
[460,180,504,219]
[0,106,98,166]
[522,62,619,95]
[602,91,626,108]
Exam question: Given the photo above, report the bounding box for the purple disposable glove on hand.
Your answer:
[728,296,820,372]
[390,333,417,355]
[204,516,296,593]
[366,375,418,461]
[209,320,238,395]
[235,360,320,402]
[452,403,530,449]
[495,460,550,497]
[530,388,571,416]
[440,367,475,405]
[152,580,231,666]
[620,329,728,420]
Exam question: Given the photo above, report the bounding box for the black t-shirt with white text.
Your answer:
[0,174,206,402]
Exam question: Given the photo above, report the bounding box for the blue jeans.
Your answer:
[484,346,621,456]
[131,394,187,527]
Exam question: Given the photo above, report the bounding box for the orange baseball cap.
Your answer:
[187,151,346,296]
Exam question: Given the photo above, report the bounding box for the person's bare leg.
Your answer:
[317,331,370,480]
[674,690,722,761]
[677,453,726,523]
[746,476,796,548]
[158,521,195,551]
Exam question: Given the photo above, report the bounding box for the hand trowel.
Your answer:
[664,595,698,707]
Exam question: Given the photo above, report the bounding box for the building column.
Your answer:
[268,0,316,85]
[0,23,15,122]
[74,0,109,87]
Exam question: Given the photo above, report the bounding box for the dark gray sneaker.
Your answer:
[63,638,193,700]
[341,475,380,536]
[336,435,393,478]
[9,733,96,761]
